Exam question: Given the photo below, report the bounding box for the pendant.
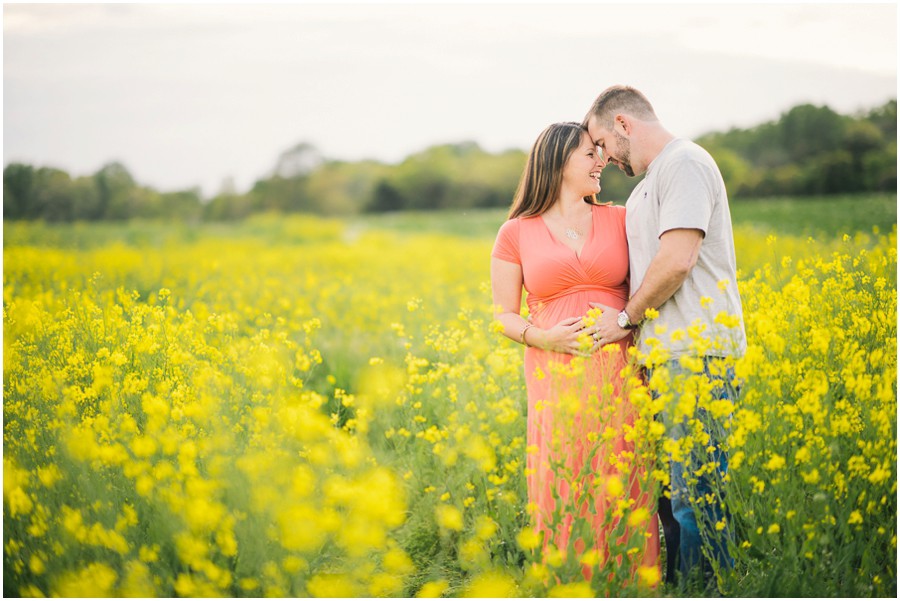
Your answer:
[565,228,580,240]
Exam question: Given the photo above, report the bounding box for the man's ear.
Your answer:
[615,114,631,136]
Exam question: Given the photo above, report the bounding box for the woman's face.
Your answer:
[562,132,606,198]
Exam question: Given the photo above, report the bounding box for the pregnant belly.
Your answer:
[527,287,627,329]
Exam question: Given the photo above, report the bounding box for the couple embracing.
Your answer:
[491,85,747,591]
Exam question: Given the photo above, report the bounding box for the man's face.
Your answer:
[587,116,635,177]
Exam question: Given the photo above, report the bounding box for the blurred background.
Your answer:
[3,2,897,222]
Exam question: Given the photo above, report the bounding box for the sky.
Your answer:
[3,1,898,197]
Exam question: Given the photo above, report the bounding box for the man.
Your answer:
[583,85,747,588]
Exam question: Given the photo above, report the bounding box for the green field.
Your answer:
[3,193,897,597]
[352,193,897,239]
[3,193,895,248]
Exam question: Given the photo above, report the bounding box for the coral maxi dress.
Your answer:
[492,204,659,574]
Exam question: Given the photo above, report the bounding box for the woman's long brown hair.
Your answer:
[508,122,598,219]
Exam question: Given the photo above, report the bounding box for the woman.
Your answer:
[491,122,659,581]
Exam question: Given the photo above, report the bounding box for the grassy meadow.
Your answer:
[3,193,897,597]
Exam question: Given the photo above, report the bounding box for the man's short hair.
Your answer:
[583,85,657,130]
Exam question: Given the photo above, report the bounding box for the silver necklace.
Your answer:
[564,227,582,240]
[563,211,590,239]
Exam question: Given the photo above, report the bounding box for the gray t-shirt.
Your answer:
[626,138,747,362]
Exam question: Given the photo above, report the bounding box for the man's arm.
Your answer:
[594,228,704,343]
[624,227,704,323]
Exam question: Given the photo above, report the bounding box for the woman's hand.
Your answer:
[529,316,597,356]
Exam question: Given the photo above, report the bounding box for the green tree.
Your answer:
[94,162,137,220]
[865,99,897,140]
[306,160,387,215]
[779,104,846,163]
[157,188,203,221]
[32,167,75,221]
[367,180,407,213]
[3,163,35,219]
[69,175,103,220]
[861,141,897,192]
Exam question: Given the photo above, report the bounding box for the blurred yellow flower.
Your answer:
[549,581,593,597]
[605,475,624,498]
[463,570,517,597]
[627,507,651,527]
[435,504,463,532]
[516,527,542,551]
[638,565,661,588]
[417,579,450,598]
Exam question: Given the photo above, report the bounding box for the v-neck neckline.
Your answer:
[539,206,595,261]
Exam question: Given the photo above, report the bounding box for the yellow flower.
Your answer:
[51,563,118,597]
[764,454,786,471]
[643,307,660,321]
[306,573,361,597]
[463,570,517,597]
[516,527,542,551]
[36,464,63,488]
[605,475,624,498]
[239,578,259,591]
[417,579,450,598]
[714,311,742,328]
[474,516,498,541]
[28,554,45,575]
[435,504,463,531]
[801,469,821,484]
[638,565,661,588]
[119,560,157,597]
[627,507,651,527]
[6,486,33,517]
[549,581,594,597]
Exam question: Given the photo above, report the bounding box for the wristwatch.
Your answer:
[617,310,635,329]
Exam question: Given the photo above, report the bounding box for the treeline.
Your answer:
[4,100,896,222]
[697,100,896,197]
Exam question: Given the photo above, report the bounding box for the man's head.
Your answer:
[582,85,658,177]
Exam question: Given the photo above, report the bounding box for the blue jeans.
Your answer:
[648,357,737,585]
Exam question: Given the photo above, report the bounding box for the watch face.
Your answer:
[618,312,628,328]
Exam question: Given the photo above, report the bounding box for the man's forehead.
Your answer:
[589,128,610,146]
[585,116,608,141]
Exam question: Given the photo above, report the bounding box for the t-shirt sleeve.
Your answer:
[656,153,716,237]
[491,218,521,264]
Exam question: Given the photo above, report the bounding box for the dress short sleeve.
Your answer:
[613,203,626,232]
[491,218,521,264]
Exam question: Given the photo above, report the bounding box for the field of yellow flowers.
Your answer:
[3,206,896,597]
